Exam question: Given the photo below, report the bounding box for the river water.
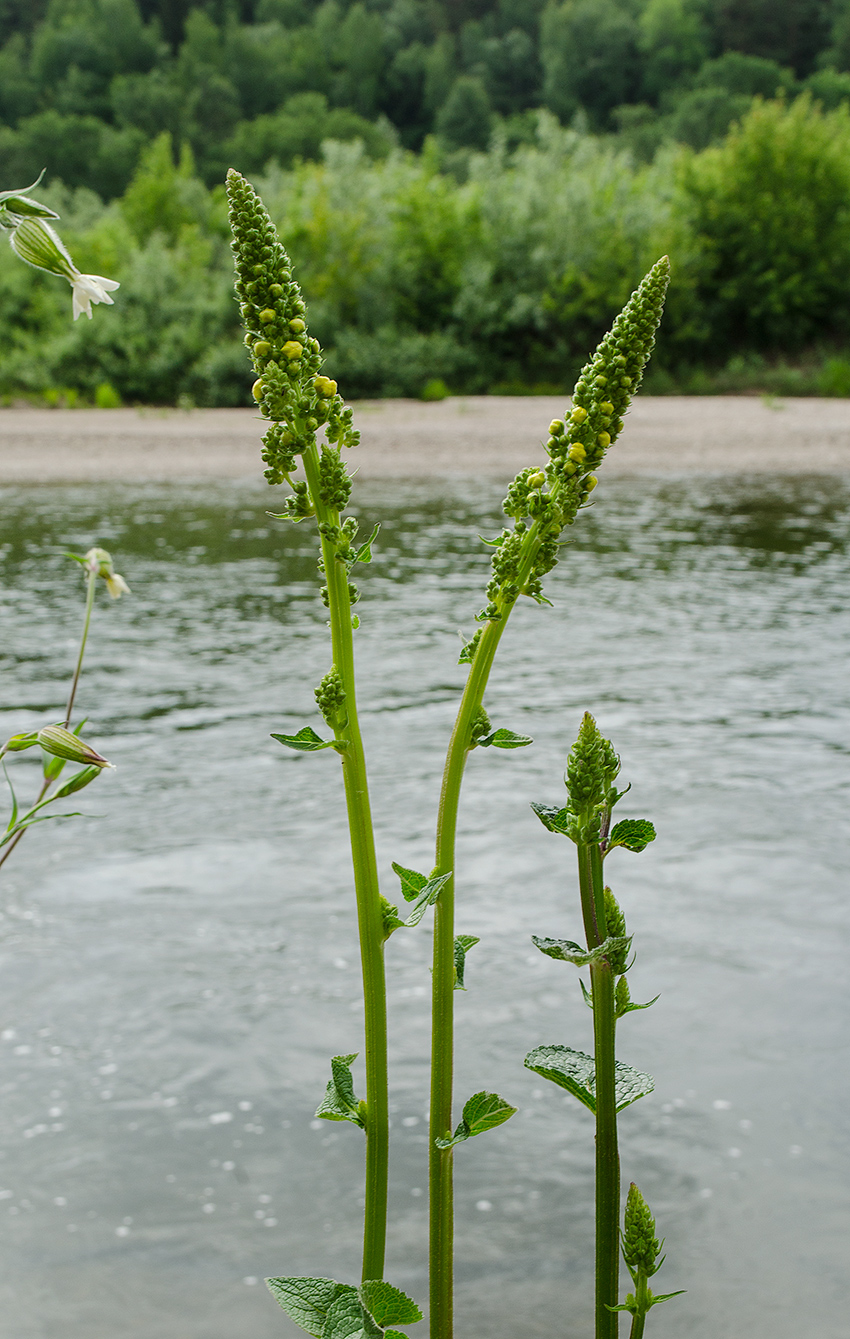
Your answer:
[0,474,848,1339]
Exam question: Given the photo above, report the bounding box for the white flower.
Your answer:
[70,272,120,321]
[105,572,130,599]
[8,217,119,321]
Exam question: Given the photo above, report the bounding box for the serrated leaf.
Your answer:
[271,726,337,752]
[315,1054,365,1128]
[532,934,632,968]
[391,862,428,902]
[453,934,479,989]
[435,1090,517,1148]
[618,994,660,1017]
[530,802,573,835]
[607,818,656,853]
[266,1278,355,1338]
[323,1292,378,1339]
[353,523,380,566]
[523,1045,654,1113]
[384,1331,411,1339]
[359,1281,422,1328]
[476,728,533,749]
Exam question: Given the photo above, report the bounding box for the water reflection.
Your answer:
[0,475,848,1339]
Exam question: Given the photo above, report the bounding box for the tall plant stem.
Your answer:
[430,613,506,1337]
[628,1276,649,1339]
[302,446,389,1282]
[580,841,619,1339]
[0,566,97,874]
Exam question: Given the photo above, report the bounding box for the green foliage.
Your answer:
[266,1276,422,1339]
[606,817,656,853]
[453,933,479,989]
[531,933,631,967]
[434,1090,517,1148]
[524,1043,654,1113]
[315,1053,367,1128]
[681,94,850,349]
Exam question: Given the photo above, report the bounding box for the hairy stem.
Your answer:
[583,839,619,1339]
[429,516,549,1336]
[302,446,388,1282]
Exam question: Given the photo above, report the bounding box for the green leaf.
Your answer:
[271,726,338,752]
[1,731,40,753]
[391,862,428,902]
[384,867,451,935]
[323,1292,379,1339]
[531,934,632,968]
[435,1090,517,1149]
[618,994,660,1018]
[353,523,380,566]
[266,1278,355,1338]
[53,764,102,798]
[453,934,479,989]
[579,978,594,1009]
[359,1281,422,1329]
[607,818,656,854]
[530,802,573,835]
[648,1289,687,1307]
[476,728,533,749]
[43,751,67,781]
[315,1054,366,1129]
[523,1045,654,1113]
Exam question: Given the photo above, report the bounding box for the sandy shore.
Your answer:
[1,396,848,483]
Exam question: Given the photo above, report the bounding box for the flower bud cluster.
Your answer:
[566,712,616,818]
[603,886,629,973]
[315,667,347,730]
[318,446,352,511]
[479,259,669,619]
[623,1183,662,1279]
[226,169,359,487]
[469,706,491,746]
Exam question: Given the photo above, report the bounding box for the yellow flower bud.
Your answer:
[568,443,587,462]
[314,375,338,397]
[253,340,271,358]
[570,406,587,423]
[548,419,564,436]
[252,379,264,401]
[289,318,306,333]
[282,340,303,360]
[599,401,614,414]
[597,432,611,448]
[585,475,598,492]
[527,470,545,488]
[259,308,275,323]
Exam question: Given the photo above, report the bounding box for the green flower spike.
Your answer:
[479,257,669,621]
[609,1183,685,1334]
[225,169,359,492]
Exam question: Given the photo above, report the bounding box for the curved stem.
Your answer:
[302,446,388,1282]
[0,567,97,874]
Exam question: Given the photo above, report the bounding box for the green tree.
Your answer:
[638,0,709,103]
[541,0,641,129]
[435,73,492,148]
[682,94,850,349]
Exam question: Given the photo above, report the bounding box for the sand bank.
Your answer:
[1,395,848,483]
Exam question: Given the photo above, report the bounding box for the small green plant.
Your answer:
[227,167,671,1337]
[0,547,128,874]
[527,713,683,1337]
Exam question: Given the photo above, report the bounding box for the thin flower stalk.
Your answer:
[429,258,670,1339]
[226,169,390,1283]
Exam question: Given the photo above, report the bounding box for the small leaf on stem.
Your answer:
[435,1090,516,1148]
[475,728,533,749]
[606,818,656,853]
[530,802,573,835]
[532,933,632,968]
[271,726,338,752]
[524,1044,654,1113]
[453,934,480,989]
[266,1277,355,1338]
[315,1054,366,1129]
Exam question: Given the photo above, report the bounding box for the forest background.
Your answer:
[3,0,850,404]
